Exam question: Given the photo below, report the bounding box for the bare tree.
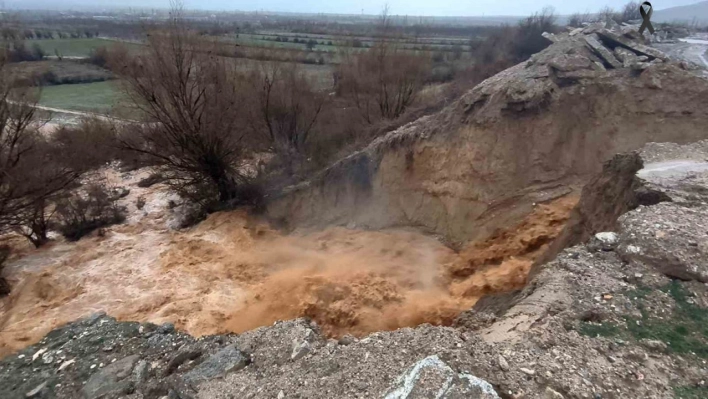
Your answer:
[597,6,620,23]
[247,62,324,170]
[619,1,642,23]
[337,6,430,123]
[0,66,79,247]
[514,7,558,61]
[112,5,256,207]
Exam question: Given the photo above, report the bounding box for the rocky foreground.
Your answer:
[2,140,708,398]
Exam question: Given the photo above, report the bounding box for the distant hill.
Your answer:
[654,1,708,25]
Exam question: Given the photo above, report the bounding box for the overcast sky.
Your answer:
[9,0,708,16]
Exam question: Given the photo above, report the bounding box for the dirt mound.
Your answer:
[268,25,708,247]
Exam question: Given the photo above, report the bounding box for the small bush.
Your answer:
[55,183,126,241]
[51,118,146,172]
[87,46,109,68]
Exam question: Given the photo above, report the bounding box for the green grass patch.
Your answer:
[674,385,708,399]
[40,81,124,115]
[579,282,708,359]
[579,321,622,338]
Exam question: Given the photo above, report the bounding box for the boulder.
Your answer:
[618,203,708,282]
[584,34,622,69]
[614,47,638,67]
[384,355,500,399]
[182,345,248,386]
[596,30,669,61]
[548,54,592,72]
[82,355,140,399]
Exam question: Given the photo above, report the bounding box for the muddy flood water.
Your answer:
[0,168,576,357]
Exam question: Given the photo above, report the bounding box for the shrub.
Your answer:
[0,73,79,249]
[50,118,127,172]
[597,6,620,23]
[513,7,558,61]
[88,45,109,68]
[619,1,641,23]
[55,183,126,241]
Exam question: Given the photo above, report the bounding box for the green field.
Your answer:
[29,38,143,58]
[39,81,125,114]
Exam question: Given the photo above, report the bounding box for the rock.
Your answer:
[277,391,285,399]
[544,387,565,399]
[613,47,638,67]
[619,204,708,282]
[582,22,605,34]
[569,27,584,36]
[595,232,619,250]
[604,18,621,31]
[640,69,663,89]
[133,360,149,383]
[84,312,108,326]
[82,355,140,399]
[182,345,248,385]
[498,355,510,371]
[591,61,607,72]
[584,34,622,69]
[549,54,592,72]
[337,335,357,346]
[384,355,500,399]
[157,323,175,334]
[25,381,48,398]
[641,339,668,352]
[32,348,47,362]
[291,340,311,361]
[595,30,669,61]
[631,61,650,71]
[58,359,75,372]
[542,32,558,43]
[166,349,202,375]
[519,368,536,376]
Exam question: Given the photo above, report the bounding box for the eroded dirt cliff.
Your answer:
[267,25,708,246]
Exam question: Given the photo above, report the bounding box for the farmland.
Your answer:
[39,80,125,115]
[28,38,143,58]
[12,13,491,120]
